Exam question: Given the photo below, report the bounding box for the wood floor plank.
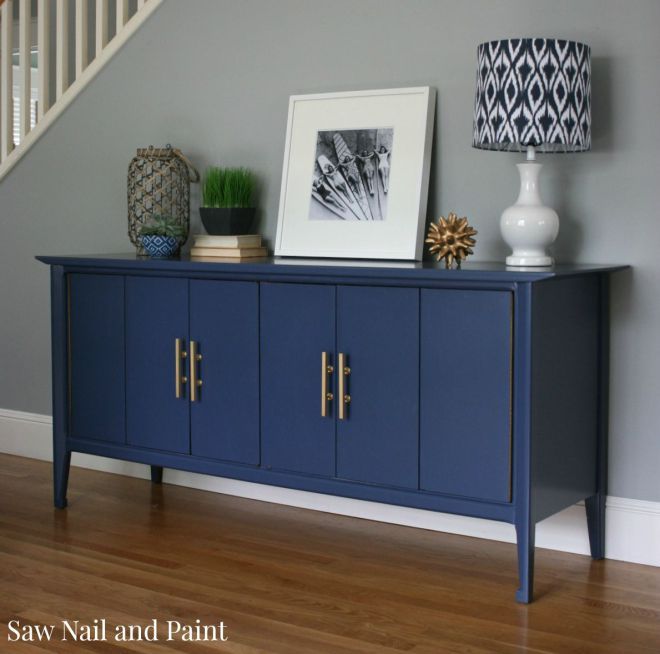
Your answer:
[1,454,659,653]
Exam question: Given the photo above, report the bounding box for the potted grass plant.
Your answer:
[139,215,187,258]
[200,166,256,235]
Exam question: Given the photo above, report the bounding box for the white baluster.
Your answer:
[116,0,128,29]
[1,0,13,159]
[0,0,164,178]
[38,0,51,121]
[19,0,31,138]
[75,0,88,79]
[56,0,69,100]
[95,0,108,57]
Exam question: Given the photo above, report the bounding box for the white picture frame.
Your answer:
[275,87,436,260]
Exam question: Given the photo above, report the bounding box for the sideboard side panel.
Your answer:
[69,274,126,444]
[530,276,600,522]
[420,289,513,503]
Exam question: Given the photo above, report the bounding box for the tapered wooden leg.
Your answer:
[54,450,71,509]
[585,493,606,559]
[515,520,535,603]
[51,265,70,509]
[586,278,610,562]
[150,466,163,484]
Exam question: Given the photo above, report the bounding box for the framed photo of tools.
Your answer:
[275,87,435,260]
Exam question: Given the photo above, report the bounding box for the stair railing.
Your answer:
[0,0,162,180]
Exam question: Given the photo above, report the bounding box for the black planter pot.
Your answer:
[199,207,256,235]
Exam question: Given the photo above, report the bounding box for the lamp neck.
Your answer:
[526,145,537,161]
[515,161,543,205]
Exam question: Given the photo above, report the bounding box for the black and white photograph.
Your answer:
[309,128,393,221]
[276,87,434,259]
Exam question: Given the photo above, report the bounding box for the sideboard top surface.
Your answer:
[37,254,628,283]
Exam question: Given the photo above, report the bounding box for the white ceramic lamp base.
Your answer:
[501,161,559,267]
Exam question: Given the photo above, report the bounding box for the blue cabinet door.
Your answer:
[190,280,259,464]
[420,289,513,503]
[126,276,190,453]
[260,283,336,476]
[336,286,419,489]
[69,274,125,444]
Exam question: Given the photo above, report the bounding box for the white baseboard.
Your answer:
[1,407,658,567]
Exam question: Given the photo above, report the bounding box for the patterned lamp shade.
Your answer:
[473,38,591,152]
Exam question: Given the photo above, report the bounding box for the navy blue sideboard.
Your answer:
[38,254,627,602]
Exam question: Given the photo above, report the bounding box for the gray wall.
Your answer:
[1,0,658,502]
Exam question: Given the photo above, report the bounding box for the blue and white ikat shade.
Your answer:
[473,38,591,153]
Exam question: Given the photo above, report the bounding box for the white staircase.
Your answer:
[0,0,163,181]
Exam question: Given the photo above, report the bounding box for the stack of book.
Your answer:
[190,234,268,260]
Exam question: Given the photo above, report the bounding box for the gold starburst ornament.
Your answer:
[425,212,477,269]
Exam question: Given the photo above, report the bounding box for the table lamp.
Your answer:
[473,38,591,266]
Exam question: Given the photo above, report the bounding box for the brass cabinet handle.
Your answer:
[338,352,351,420]
[175,338,188,399]
[321,351,334,417]
[190,340,203,402]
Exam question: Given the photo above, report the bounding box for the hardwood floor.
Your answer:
[1,454,658,653]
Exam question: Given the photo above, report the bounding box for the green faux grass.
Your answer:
[202,167,255,208]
